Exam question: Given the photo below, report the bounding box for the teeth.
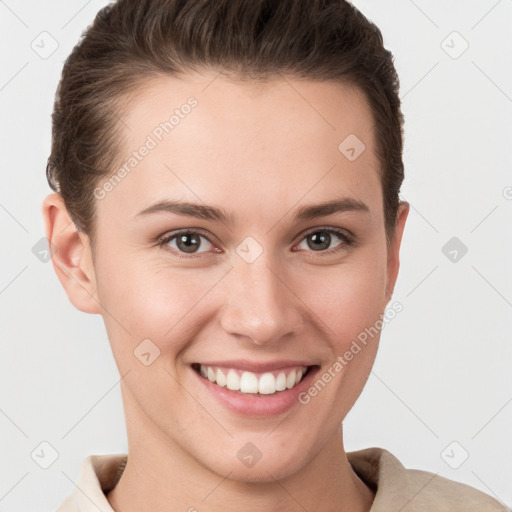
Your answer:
[216,368,226,387]
[240,372,259,393]
[258,373,275,395]
[198,364,308,395]
[276,372,287,391]
[226,369,240,391]
[286,370,296,389]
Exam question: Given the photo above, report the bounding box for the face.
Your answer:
[50,72,408,482]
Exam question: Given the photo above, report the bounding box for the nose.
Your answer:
[219,256,304,346]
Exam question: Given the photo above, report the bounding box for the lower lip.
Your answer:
[193,366,320,417]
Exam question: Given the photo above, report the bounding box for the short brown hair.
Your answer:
[46,0,405,244]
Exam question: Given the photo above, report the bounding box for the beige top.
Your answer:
[55,447,509,511]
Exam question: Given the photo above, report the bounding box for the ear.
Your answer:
[385,200,409,301]
[42,193,101,314]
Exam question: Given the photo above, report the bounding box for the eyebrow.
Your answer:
[135,197,370,225]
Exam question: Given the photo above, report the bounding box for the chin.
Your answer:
[191,434,313,484]
[215,455,306,484]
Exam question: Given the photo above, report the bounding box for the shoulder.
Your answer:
[347,446,509,512]
[54,453,127,512]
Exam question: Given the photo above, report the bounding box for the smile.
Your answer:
[192,363,311,395]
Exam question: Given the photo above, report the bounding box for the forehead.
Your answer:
[120,71,377,155]
[98,72,382,225]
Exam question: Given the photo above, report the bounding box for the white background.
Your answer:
[0,1,511,510]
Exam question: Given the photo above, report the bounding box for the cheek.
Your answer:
[294,265,386,415]
[94,252,226,357]
[295,250,387,345]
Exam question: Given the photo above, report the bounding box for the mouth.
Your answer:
[191,363,316,396]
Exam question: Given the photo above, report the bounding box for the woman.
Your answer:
[43,0,507,510]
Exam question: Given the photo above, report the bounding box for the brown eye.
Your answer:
[296,228,352,253]
[160,230,215,256]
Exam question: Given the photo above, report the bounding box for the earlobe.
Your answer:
[385,200,410,301]
[42,193,101,314]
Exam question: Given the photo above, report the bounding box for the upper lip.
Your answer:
[194,359,316,373]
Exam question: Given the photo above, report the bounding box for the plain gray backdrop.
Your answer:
[1,1,511,510]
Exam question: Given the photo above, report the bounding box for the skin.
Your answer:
[43,72,409,512]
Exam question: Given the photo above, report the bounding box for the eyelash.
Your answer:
[156,227,355,260]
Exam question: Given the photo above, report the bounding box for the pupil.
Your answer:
[309,232,330,251]
[178,233,200,253]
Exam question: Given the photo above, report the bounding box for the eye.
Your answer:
[158,229,218,258]
[157,227,354,259]
[295,228,353,254]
